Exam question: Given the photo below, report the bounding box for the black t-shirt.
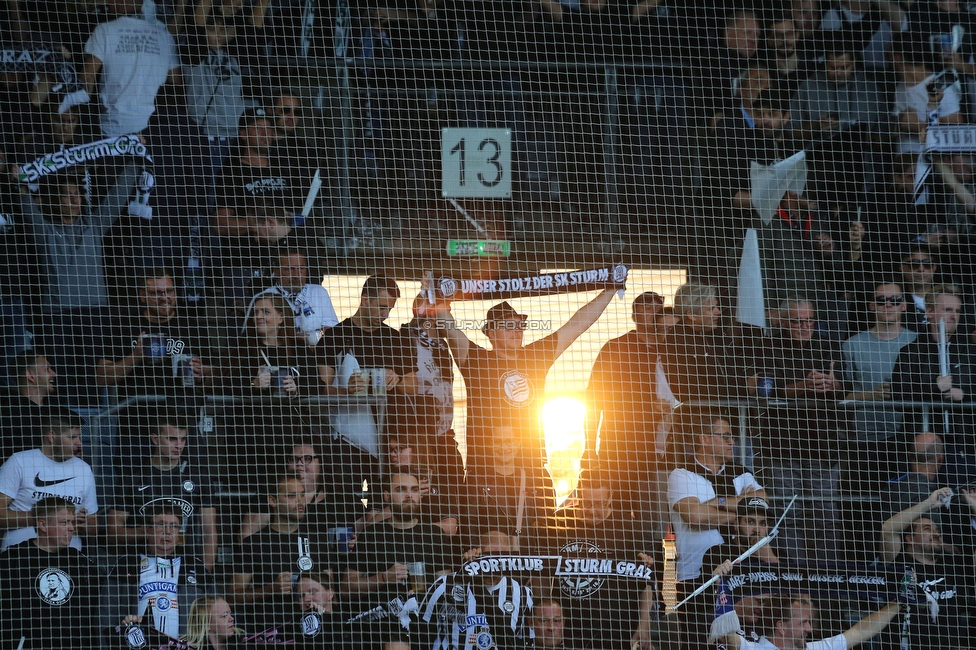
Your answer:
[349,521,462,609]
[587,330,659,442]
[225,338,323,396]
[662,324,753,403]
[237,524,332,586]
[0,541,99,649]
[542,510,653,647]
[99,309,211,398]
[0,393,60,461]
[216,151,300,215]
[458,336,559,468]
[755,333,845,460]
[236,523,334,627]
[465,467,554,548]
[892,552,975,650]
[318,320,410,378]
[112,457,213,557]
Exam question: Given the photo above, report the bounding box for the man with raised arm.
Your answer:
[718,593,900,650]
[878,488,976,650]
[433,288,616,472]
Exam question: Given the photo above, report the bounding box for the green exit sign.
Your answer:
[447,240,511,257]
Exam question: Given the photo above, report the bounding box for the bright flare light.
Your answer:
[540,397,587,508]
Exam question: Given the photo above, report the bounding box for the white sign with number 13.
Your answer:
[441,128,512,198]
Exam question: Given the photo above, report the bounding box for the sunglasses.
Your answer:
[904,259,934,269]
[873,295,905,306]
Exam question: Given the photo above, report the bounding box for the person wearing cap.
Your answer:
[701,496,779,646]
[432,287,617,472]
[585,290,674,523]
[214,105,301,240]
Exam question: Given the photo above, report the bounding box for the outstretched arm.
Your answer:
[842,602,901,648]
[431,301,474,366]
[553,288,616,357]
[879,487,952,562]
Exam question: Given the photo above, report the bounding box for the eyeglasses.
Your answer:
[904,259,934,269]
[291,455,319,465]
[873,295,905,306]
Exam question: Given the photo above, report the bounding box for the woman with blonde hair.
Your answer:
[183,596,242,650]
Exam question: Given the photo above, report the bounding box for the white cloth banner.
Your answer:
[750,149,807,225]
[737,228,765,329]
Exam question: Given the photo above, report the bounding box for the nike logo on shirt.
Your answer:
[33,474,73,488]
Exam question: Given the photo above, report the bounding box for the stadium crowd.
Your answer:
[3,0,976,649]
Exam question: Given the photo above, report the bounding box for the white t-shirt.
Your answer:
[668,463,761,581]
[741,633,847,650]
[84,15,179,136]
[0,449,98,551]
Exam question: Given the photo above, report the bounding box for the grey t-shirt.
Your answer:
[842,328,917,440]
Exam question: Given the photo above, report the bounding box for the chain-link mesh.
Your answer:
[1,1,975,649]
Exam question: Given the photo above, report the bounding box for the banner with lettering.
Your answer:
[715,560,915,603]
[19,135,154,185]
[433,264,628,302]
[0,48,76,79]
[460,554,653,583]
[925,125,976,153]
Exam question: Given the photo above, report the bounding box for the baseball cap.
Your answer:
[737,496,771,519]
[238,105,270,129]
[485,301,527,326]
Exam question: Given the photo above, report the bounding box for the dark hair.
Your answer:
[41,407,83,443]
[382,468,421,493]
[152,406,190,435]
[277,249,307,263]
[34,495,75,522]
[533,598,564,614]
[141,267,174,286]
[901,243,933,262]
[11,351,45,386]
[579,467,613,495]
[35,170,85,219]
[361,274,401,301]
